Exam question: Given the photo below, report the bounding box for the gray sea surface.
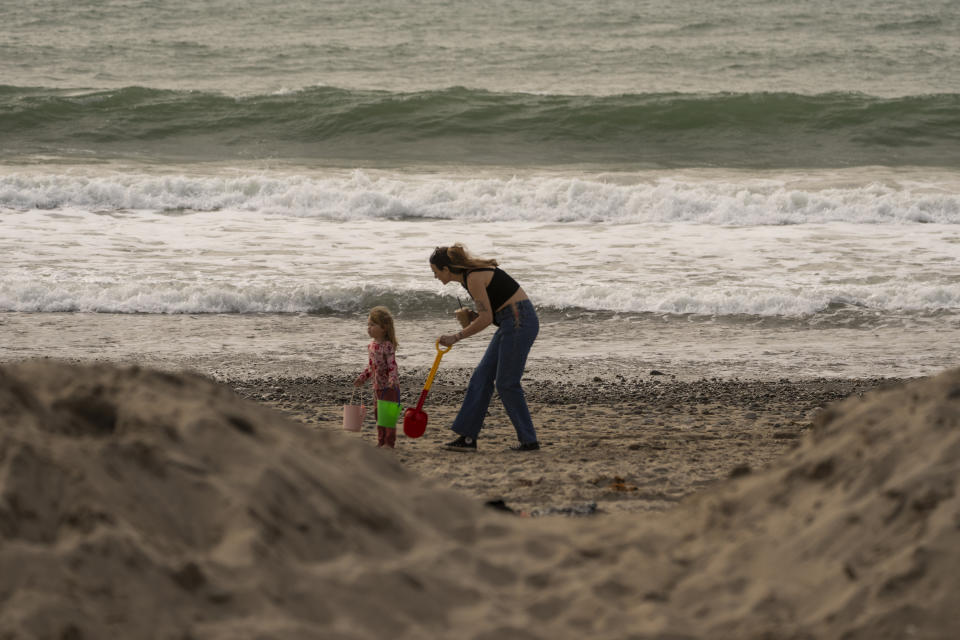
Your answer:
[3,0,957,96]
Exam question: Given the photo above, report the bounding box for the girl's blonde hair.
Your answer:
[429,243,498,274]
[368,306,399,349]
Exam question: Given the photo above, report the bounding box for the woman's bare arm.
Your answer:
[439,271,493,346]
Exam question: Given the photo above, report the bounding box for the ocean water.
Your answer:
[2,0,959,379]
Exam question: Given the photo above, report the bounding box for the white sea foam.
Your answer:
[2,182,959,319]
[3,277,958,317]
[2,170,959,225]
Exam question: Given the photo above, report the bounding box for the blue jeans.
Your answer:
[452,299,539,443]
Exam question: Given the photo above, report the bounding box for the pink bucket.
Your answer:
[342,389,366,432]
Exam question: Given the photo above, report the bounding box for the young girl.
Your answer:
[354,306,401,448]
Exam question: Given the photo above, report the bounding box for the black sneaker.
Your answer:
[509,441,540,452]
[444,435,477,452]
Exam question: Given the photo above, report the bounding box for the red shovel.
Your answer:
[403,340,452,438]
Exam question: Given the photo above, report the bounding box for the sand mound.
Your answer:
[1,360,958,639]
[0,361,485,639]
[586,366,960,639]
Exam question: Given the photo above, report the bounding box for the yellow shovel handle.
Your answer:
[423,340,451,392]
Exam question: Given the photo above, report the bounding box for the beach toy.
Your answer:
[403,341,451,438]
[342,388,367,432]
[376,399,401,428]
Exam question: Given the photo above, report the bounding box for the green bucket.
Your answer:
[376,400,401,428]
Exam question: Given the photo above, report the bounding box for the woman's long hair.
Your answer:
[368,306,399,349]
[430,243,498,274]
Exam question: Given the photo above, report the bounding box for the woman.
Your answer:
[430,244,540,452]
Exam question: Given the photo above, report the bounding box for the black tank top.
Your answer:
[462,267,520,312]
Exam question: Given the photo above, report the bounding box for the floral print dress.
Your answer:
[357,340,399,393]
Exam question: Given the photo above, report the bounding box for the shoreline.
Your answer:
[2,310,954,382]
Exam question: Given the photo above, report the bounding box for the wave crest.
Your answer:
[2,86,959,168]
[3,171,959,224]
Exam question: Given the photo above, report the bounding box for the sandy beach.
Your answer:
[2,309,950,522]
[2,352,957,639]
[3,312,958,639]
[2,282,959,640]
[235,367,904,517]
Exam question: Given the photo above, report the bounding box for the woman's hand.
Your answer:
[438,333,459,347]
